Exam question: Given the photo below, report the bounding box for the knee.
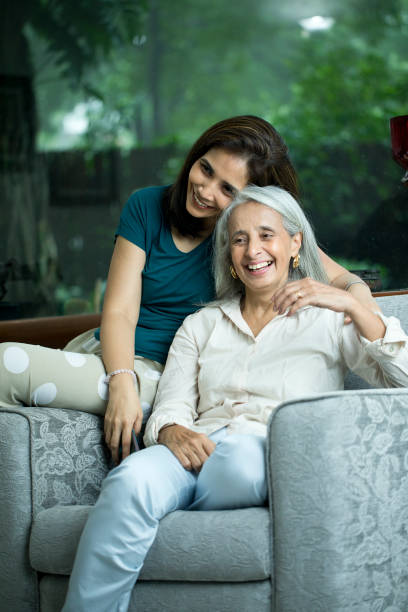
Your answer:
[101,446,177,511]
[0,342,31,375]
[206,434,267,504]
[217,434,266,480]
[103,451,155,496]
[97,453,150,516]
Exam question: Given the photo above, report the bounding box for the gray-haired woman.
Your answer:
[63,186,408,612]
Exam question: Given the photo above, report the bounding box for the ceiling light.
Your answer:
[299,16,334,32]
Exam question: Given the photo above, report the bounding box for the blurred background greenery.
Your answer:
[1,0,407,319]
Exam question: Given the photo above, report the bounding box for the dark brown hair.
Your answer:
[163,115,299,237]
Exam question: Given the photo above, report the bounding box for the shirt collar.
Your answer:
[219,297,252,337]
[219,295,313,339]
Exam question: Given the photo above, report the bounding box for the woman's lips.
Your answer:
[246,261,273,275]
[193,189,214,210]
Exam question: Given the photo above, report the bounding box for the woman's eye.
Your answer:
[223,184,235,196]
[200,161,211,175]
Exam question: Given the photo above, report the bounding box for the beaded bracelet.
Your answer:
[104,369,137,386]
[345,280,368,292]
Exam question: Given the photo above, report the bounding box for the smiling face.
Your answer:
[186,148,249,229]
[229,200,301,297]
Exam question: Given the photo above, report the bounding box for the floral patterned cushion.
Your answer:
[26,407,109,512]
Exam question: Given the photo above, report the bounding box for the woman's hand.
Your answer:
[104,375,143,465]
[158,424,216,471]
[100,237,146,465]
[273,278,385,341]
[273,278,356,317]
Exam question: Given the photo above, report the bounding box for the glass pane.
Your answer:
[1,0,407,320]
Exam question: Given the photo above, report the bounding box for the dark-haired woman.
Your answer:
[0,115,377,463]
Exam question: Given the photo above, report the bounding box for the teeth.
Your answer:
[248,261,272,270]
[194,191,211,208]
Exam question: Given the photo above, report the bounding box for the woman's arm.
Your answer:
[318,248,380,313]
[275,279,386,341]
[100,236,146,464]
[273,249,382,316]
[144,313,216,471]
[287,279,408,387]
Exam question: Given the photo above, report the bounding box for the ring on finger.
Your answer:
[296,291,303,300]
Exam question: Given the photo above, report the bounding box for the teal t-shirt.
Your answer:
[96,185,215,364]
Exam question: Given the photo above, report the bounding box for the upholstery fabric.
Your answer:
[2,292,408,612]
[0,406,108,612]
[39,575,272,612]
[127,580,272,612]
[39,575,67,612]
[268,388,408,612]
[24,406,108,512]
[0,410,39,612]
[31,505,270,581]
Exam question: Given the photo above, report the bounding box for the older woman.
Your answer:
[63,186,408,612]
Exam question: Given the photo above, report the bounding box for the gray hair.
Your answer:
[213,185,328,300]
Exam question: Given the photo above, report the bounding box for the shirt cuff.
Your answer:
[143,414,194,447]
[360,313,408,358]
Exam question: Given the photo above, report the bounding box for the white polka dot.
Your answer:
[97,374,109,400]
[3,346,30,374]
[144,369,161,381]
[31,383,57,406]
[64,352,86,367]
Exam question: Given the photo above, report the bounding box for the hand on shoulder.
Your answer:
[273,278,356,317]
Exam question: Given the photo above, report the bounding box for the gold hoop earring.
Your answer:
[293,254,300,269]
[230,265,238,279]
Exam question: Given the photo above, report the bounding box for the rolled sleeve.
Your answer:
[143,315,200,447]
[341,313,408,388]
[361,314,408,358]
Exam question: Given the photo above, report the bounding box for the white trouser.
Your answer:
[0,334,163,416]
[62,428,267,612]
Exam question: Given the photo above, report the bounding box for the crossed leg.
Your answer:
[62,430,267,612]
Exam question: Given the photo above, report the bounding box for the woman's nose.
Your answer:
[246,238,262,257]
[198,180,216,202]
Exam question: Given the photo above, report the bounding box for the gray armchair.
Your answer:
[1,294,408,612]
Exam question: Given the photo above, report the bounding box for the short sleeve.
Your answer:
[116,191,149,251]
[115,186,166,252]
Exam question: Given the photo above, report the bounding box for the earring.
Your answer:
[293,254,300,269]
[230,265,238,279]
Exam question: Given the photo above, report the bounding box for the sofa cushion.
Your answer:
[38,574,272,612]
[30,505,271,582]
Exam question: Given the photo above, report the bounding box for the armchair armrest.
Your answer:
[267,388,408,611]
[0,313,101,349]
[0,405,108,611]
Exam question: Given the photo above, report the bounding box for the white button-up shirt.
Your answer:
[144,298,408,445]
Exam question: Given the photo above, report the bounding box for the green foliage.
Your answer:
[24,0,408,292]
[26,0,147,84]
